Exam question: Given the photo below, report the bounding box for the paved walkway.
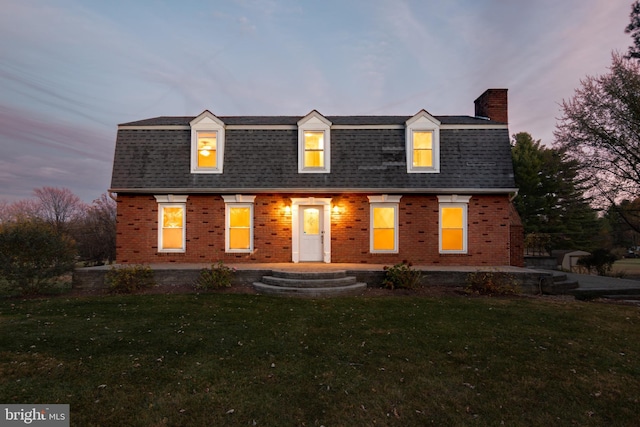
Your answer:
[540,269,640,290]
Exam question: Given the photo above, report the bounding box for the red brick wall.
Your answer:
[116,193,515,266]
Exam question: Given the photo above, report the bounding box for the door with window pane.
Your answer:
[299,206,324,261]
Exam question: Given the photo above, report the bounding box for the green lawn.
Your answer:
[1,293,639,426]
[613,258,640,278]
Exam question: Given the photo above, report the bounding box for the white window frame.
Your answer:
[190,111,225,174]
[154,195,188,253]
[367,195,402,254]
[406,110,440,173]
[297,110,332,173]
[222,195,256,253]
[438,195,471,254]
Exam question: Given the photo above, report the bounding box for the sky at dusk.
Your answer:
[0,0,633,203]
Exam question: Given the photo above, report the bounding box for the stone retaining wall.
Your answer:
[73,266,552,294]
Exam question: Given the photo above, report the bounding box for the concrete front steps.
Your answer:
[253,270,367,297]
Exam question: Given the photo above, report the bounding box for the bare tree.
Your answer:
[554,53,640,232]
[33,187,86,233]
[73,193,117,264]
[1,199,43,223]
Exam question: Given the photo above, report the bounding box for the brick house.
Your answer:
[109,88,523,267]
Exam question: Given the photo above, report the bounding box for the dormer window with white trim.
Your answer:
[406,110,440,173]
[298,110,331,173]
[190,111,225,174]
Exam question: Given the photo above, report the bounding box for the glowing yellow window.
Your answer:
[304,131,324,168]
[413,131,433,167]
[197,132,217,168]
[372,207,396,251]
[161,206,184,250]
[229,206,251,250]
[441,207,464,251]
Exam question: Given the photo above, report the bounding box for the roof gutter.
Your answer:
[108,187,520,195]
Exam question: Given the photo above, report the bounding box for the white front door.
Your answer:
[299,205,324,261]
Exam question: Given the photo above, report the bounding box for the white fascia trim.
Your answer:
[441,124,508,130]
[117,123,507,131]
[118,125,191,130]
[115,187,518,195]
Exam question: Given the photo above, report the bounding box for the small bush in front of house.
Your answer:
[106,265,156,294]
[195,261,236,290]
[466,270,520,296]
[577,249,618,276]
[382,261,422,290]
[0,219,77,295]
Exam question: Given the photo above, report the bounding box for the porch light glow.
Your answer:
[284,205,291,215]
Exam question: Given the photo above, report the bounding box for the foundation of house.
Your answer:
[72,263,557,295]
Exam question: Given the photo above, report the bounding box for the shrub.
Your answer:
[195,261,236,290]
[0,219,77,295]
[466,270,520,296]
[577,249,618,276]
[382,261,422,290]
[106,265,155,294]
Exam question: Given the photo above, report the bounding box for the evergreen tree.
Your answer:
[511,132,600,252]
[625,1,640,60]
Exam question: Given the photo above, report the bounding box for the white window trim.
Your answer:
[154,195,188,253]
[190,111,226,174]
[438,195,471,254]
[406,110,440,173]
[297,110,332,173]
[367,195,402,254]
[222,195,256,253]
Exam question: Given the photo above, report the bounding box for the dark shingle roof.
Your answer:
[111,115,515,193]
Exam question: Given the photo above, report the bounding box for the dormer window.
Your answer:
[298,110,331,173]
[406,110,440,173]
[190,111,225,174]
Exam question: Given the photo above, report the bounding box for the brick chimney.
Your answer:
[474,89,508,123]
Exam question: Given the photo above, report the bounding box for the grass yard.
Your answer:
[613,258,640,278]
[1,293,639,426]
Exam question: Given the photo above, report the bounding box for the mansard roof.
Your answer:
[110,113,515,194]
